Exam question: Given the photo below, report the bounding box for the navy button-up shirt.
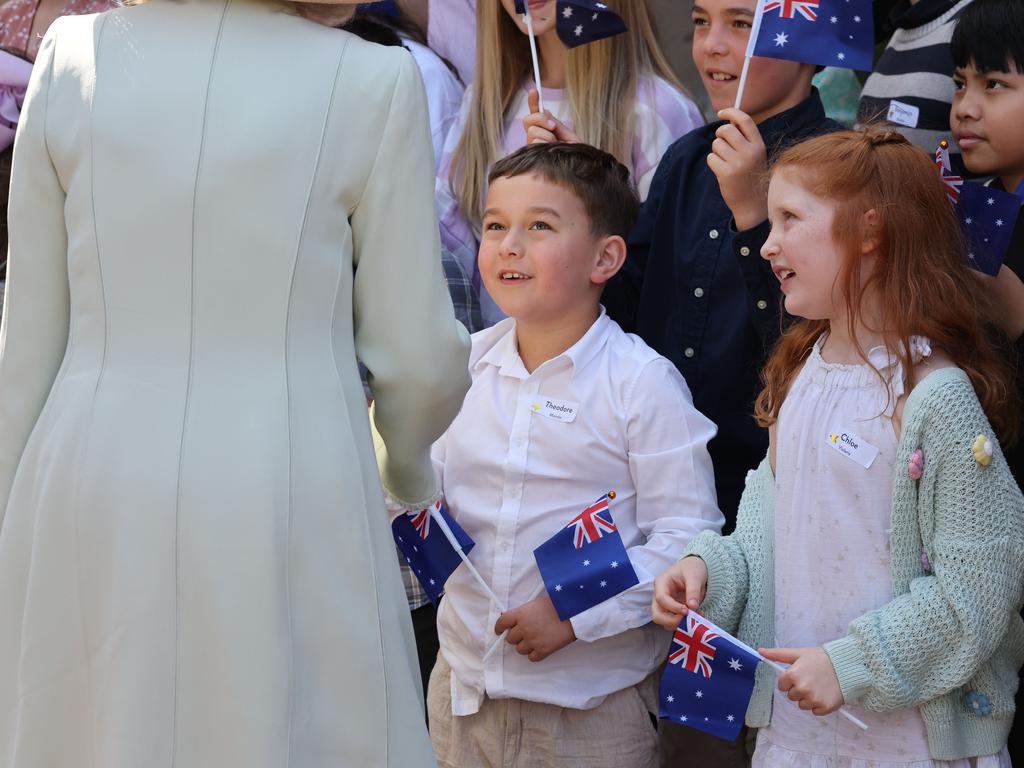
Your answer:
[605,90,840,525]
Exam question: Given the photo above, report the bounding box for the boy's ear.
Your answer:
[591,235,627,285]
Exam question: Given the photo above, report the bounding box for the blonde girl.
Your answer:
[652,129,1023,766]
[437,0,702,324]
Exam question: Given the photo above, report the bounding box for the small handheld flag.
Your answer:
[392,500,475,603]
[555,0,627,48]
[934,140,1021,276]
[957,182,1021,276]
[659,613,762,740]
[735,0,872,110]
[532,492,639,621]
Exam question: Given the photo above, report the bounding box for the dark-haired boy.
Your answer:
[426,143,723,768]
[950,1,1024,758]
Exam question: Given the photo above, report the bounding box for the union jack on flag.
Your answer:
[935,143,963,204]
[566,494,617,549]
[668,613,720,677]
[407,504,434,539]
[762,0,819,21]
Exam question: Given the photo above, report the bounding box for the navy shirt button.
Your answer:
[684,347,695,359]
[709,229,720,240]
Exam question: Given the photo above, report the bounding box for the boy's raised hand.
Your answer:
[651,555,708,630]
[523,89,581,145]
[760,646,844,716]
[494,593,576,662]
[707,108,769,232]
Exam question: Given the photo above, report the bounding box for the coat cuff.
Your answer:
[683,532,730,621]
[823,635,874,704]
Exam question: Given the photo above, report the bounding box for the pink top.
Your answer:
[1,0,113,60]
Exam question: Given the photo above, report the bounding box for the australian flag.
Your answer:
[555,0,627,48]
[532,494,639,620]
[392,500,475,603]
[957,182,1021,276]
[749,0,873,71]
[659,613,763,741]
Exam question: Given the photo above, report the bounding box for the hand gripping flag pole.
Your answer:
[481,581,545,663]
[429,503,508,613]
[515,0,547,113]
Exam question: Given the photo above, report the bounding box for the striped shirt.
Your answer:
[857,0,972,159]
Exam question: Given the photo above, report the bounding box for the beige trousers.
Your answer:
[428,655,659,768]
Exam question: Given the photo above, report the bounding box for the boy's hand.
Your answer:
[761,646,844,716]
[494,593,576,662]
[523,89,581,145]
[651,555,707,630]
[707,108,769,231]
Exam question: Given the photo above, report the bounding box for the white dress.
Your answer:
[0,2,470,766]
[753,336,1010,768]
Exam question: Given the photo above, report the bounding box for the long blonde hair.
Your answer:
[450,0,683,229]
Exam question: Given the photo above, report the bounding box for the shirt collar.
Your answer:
[474,307,612,381]
[757,88,830,160]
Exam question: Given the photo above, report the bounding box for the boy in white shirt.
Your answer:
[428,143,723,768]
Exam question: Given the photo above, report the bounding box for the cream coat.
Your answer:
[0,1,470,765]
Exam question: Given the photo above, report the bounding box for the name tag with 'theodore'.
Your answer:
[826,427,879,469]
[527,396,579,423]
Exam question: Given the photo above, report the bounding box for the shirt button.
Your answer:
[740,246,751,256]
[709,229,719,240]
[693,287,704,298]
[756,299,768,310]
[684,347,695,359]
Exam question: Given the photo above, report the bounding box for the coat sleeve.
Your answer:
[0,30,68,531]
[352,53,471,509]
[824,378,1024,710]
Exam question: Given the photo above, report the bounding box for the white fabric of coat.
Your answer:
[0,2,470,765]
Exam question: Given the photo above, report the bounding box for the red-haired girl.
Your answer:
[652,129,1023,766]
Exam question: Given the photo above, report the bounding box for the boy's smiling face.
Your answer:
[691,0,814,123]
[479,174,618,327]
[952,61,1024,191]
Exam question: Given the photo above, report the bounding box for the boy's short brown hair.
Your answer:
[488,143,640,239]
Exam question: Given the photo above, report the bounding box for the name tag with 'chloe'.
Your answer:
[527,396,579,423]
[826,427,879,469]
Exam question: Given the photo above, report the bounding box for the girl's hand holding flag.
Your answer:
[761,646,844,716]
[651,555,708,628]
[522,88,581,144]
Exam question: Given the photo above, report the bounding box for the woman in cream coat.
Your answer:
[0,1,470,765]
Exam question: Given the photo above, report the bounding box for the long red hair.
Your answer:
[754,129,1018,444]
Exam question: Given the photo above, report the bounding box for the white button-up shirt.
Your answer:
[433,311,723,715]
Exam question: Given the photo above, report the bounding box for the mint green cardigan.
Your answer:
[685,368,1024,760]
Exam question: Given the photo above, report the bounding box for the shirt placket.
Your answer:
[484,372,540,694]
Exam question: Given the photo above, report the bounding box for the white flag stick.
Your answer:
[523,7,546,114]
[481,581,546,663]
[686,612,869,732]
[430,505,507,612]
[734,0,767,111]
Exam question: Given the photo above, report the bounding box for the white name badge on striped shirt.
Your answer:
[826,427,880,469]
[526,396,579,423]
[887,99,920,129]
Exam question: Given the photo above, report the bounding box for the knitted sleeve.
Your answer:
[824,376,1024,711]
[683,457,774,633]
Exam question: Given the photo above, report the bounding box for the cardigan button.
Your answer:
[965,690,992,716]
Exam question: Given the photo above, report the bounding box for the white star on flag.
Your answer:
[727,715,735,722]
[774,32,788,46]
[574,24,583,35]
[853,14,860,21]
[830,15,837,22]
[729,658,743,670]
[555,584,563,592]
[610,561,619,568]
[837,52,846,60]
[582,559,591,566]
[429,578,436,585]
[600,580,608,587]
[966,217,973,224]
[666,695,675,703]
[562,5,573,16]
[695,690,704,699]
[591,12,598,19]
[997,219,1004,226]
[680,715,688,722]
